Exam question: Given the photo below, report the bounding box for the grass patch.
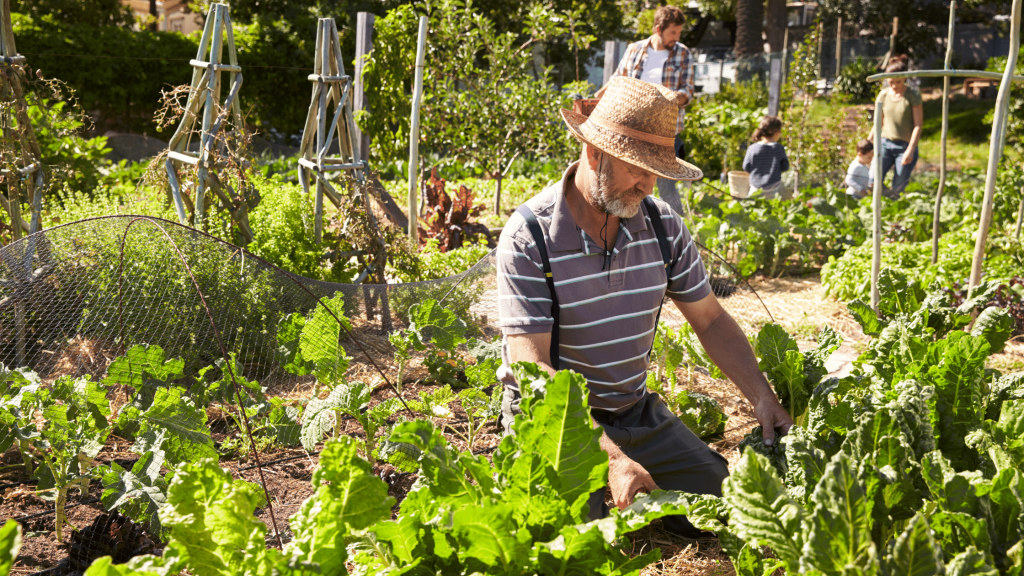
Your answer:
[917,94,992,170]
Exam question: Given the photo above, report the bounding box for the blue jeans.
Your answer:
[871,138,918,199]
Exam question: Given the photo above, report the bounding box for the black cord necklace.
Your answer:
[600,211,611,272]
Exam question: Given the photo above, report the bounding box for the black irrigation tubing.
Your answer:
[13,498,101,523]
[0,479,37,491]
[116,217,284,550]
[237,451,319,473]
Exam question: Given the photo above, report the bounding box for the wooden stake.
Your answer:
[408,16,428,242]
[1016,187,1023,240]
[932,1,956,265]
[816,21,824,81]
[969,0,1021,290]
[835,18,842,80]
[871,91,884,312]
[883,17,899,69]
[782,27,789,84]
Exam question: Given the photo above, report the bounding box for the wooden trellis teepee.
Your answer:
[297,18,369,244]
[164,2,254,240]
[0,0,43,244]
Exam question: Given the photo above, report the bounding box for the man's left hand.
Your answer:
[753,397,794,447]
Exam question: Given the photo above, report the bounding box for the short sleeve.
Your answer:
[661,210,711,303]
[909,88,923,106]
[497,225,554,335]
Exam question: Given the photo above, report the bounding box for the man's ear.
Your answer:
[584,143,602,171]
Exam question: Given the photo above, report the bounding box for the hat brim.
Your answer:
[560,109,703,182]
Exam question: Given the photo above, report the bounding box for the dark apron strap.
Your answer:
[642,195,674,358]
[515,205,560,370]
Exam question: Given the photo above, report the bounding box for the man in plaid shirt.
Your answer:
[597,5,694,212]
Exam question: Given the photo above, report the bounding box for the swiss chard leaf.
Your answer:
[722,450,805,572]
[876,268,922,319]
[284,436,393,574]
[0,520,21,576]
[105,345,184,412]
[971,307,1014,355]
[944,546,999,576]
[299,293,352,384]
[927,332,989,471]
[799,453,879,575]
[884,513,945,576]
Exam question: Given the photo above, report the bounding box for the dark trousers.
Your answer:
[501,386,729,531]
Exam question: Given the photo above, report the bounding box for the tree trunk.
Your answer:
[149,0,158,31]
[735,0,765,58]
[765,0,788,54]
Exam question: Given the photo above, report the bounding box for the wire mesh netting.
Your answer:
[0,214,772,572]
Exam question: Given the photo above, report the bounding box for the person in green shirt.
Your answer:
[868,55,923,199]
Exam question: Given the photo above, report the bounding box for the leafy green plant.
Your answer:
[674,390,728,439]
[300,380,402,459]
[834,57,876,101]
[0,520,22,576]
[0,365,41,474]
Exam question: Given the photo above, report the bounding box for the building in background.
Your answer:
[123,0,204,34]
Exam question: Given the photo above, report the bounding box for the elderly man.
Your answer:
[496,77,793,535]
[597,4,694,215]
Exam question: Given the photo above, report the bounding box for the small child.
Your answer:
[845,139,874,200]
[742,116,789,198]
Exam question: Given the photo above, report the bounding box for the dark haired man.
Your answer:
[597,5,693,215]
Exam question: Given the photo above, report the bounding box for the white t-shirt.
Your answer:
[640,48,669,85]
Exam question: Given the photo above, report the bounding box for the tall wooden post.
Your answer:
[782,27,790,84]
[969,0,1021,290]
[871,91,884,312]
[816,21,824,80]
[1016,187,1023,240]
[883,17,899,69]
[835,18,843,79]
[353,12,374,163]
[408,16,428,241]
[931,2,956,265]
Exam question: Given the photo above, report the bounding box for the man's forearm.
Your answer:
[693,311,775,407]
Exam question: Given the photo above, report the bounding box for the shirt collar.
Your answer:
[645,35,679,56]
[548,161,650,252]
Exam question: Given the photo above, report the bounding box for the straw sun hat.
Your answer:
[560,76,703,181]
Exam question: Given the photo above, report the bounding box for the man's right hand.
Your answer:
[608,454,660,509]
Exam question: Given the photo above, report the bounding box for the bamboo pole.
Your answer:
[816,21,824,81]
[314,19,329,244]
[782,27,789,84]
[871,91,884,311]
[1016,187,1023,240]
[932,1,956,265]
[868,70,1024,82]
[883,17,898,69]
[407,16,428,242]
[969,0,1021,290]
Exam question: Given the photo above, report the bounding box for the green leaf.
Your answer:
[160,458,281,575]
[276,312,310,376]
[885,513,945,576]
[971,307,1014,355]
[783,426,827,503]
[945,547,999,576]
[300,381,372,451]
[927,332,989,471]
[408,299,468,351]
[0,520,22,576]
[136,387,217,466]
[509,365,607,513]
[799,453,879,575]
[803,326,844,386]
[284,436,394,574]
[877,268,921,319]
[931,512,992,561]
[722,450,805,572]
[755,324,808,420]
[105,345,184,412]
[674,390,728,438]
[300,293,352,384]
[986,372,1024,421]
[848,299,886,336]
[452,504,523,571]
[101,438,168,534]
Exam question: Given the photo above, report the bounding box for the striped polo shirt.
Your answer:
[497,162,711,413]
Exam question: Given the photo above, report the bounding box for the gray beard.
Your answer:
[592,161,644,219]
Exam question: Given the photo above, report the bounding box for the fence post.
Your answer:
[407,16,428,242]
[932,2,956,264]
[603,40,619,85]
[969,0,1021,290]
[835,17,842,80]
[768,56,783,116]
[353,12,374,163]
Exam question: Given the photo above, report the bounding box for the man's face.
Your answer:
[656,23,684,46]
[590,151,657,219]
